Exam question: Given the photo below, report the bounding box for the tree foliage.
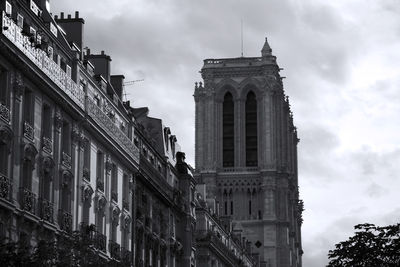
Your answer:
[327,223,400,267]
[0,225,131,267]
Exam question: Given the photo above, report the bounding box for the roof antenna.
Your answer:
[241,18,244,57]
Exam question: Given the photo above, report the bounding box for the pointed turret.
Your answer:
[261,37,272,57]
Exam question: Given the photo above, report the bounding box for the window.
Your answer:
[111,164,118,202]
[47,46,53,59]
[245,91,258,166]
[61,121,70,155]
[96,151,104,191]
[249,200,252,215]
[223,92,234,167]
[17,13,23,28]
[224,201,227,215]
[23,89,34,125]
[0,69,9,114]
[230,201,233,215]
[0,143,8,176]
[122,174,129,208]
[5,1,12,16]
[42,104,51,139]
[83,140,90,180]
[22,158,33,190]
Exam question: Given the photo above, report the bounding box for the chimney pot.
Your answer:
[67,14,71,19]
[60,12,64,19]
[54,15,58,20]
[75,11,79,18]
[101,50,105,55]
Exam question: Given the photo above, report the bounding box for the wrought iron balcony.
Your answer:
[42,137,52,154]
[19,187,36,214]
[59,210,72,233]
[1,12,85,109]
[94,232,107,252]
[0,174,12,200]
[23,122,34,141]
[0,103,10,123]
[61,152,71,169]
[109,240,121,260]
[39,198,53,222]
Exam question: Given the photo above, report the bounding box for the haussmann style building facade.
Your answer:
[0,0,261,267]
[194,39,304,267]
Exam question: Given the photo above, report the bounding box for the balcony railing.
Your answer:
[94,232,107,252]
[59,210,72,233]
[42,137,52,154]
[87,99,139,163]
[0,174,12,200]
[109,240,121,260]
[39,198,53,222]
[221,166,259,172]
[19,187,36,214]
[61,152,71,169]
[23,121,34,141]
[1,12,85,109]
[0,103,10,123]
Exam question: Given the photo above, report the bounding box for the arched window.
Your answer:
[245,91,257,166]
[223,92,234,167]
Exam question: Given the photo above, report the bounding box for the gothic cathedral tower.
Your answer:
[194,38,303,267]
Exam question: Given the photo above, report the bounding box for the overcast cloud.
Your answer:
[53,0,400,266]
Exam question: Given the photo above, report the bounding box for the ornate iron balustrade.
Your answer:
[0,103,10,123]
[87,99,139,163]
[59,210,72,233]
[61,152,71,169]
[0,174,12,200]
[42,137,52,154]
[109,240,121,260]
[23,121,34,141]
[19,187,36,214]
[94,232,107,252]
[39,198,53,222]
[1,12,85,109]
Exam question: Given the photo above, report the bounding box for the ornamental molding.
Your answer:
[82,184,94,202]
[0,124,13,147]
[111,204,121,225]
[40,156,55,175]
[22,142,38,164]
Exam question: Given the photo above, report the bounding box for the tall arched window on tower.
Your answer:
[223,92,234,167]
[245,91,257,166]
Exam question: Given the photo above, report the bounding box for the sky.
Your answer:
[53,0,400,266]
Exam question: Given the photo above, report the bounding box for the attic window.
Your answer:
[50,23,57,37]
[30,0,41,17]
[5,1,12,16]
[17,14,24,28]
[133,138,139,147]
[66,65,71,78]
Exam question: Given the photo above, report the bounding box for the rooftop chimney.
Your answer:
[110,75,125,100]
[55,11,85,50]
[86,51,112,82]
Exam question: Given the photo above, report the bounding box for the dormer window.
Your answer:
[17,14,24,28]
[66,65,71,78]
[5,1,12,16]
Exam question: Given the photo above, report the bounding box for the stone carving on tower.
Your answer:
[194,38,303,267]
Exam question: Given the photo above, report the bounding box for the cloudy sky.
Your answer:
[53,0,400,265]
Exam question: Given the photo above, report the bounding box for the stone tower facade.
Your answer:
[194,38,303,267]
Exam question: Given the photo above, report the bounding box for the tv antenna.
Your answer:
[122,79,144,101]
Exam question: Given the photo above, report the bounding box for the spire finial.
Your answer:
[261,37,272,57]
